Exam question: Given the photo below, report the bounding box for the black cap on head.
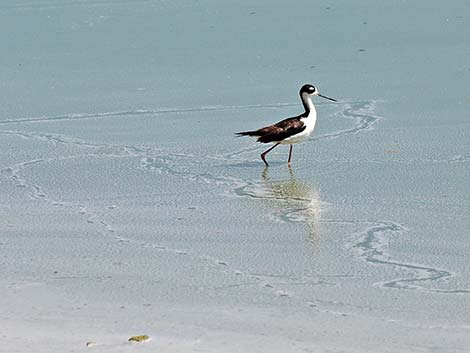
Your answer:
[300,84,316,94]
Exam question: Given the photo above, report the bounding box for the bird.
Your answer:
[236,84,337,167]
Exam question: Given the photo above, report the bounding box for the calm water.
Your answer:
[1,1,470,352]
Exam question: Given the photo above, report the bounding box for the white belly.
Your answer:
[279,116,316,145]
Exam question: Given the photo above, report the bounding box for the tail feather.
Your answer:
[235,130,259,137]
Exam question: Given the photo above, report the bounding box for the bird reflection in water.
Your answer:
[260,167,322,247]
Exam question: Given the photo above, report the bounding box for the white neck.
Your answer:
[301,92,316,115]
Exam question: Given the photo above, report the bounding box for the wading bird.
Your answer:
[236,84,337,166]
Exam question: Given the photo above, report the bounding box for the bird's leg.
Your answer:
[287,144,293,167]
[260,143,280,167]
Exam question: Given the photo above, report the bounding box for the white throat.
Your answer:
[302,93,317,117]
[301,92,316,115]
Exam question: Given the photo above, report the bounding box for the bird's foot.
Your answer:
[261,154,269,167]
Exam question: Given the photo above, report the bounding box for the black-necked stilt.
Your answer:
[236,84,337,167]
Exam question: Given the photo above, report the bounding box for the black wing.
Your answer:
[236,115,306,143]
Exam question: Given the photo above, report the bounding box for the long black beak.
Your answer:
[318,93,337,102]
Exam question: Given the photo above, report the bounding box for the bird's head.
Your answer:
[300,84,337,102]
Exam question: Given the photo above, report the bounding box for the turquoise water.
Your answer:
[1,1,470,352]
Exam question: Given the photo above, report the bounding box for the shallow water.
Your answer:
[1,1,470,352]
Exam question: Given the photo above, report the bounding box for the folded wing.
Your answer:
[236,116,306,143]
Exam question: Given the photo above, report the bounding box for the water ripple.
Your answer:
[348,220,470,293]
[313,100,381,141]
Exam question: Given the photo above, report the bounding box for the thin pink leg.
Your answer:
[260,143,280,167]
[287,145,293,166]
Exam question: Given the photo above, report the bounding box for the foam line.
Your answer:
[0,102,299,126]
[351,220,470,293]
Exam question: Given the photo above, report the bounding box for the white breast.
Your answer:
[280,109,317,145]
